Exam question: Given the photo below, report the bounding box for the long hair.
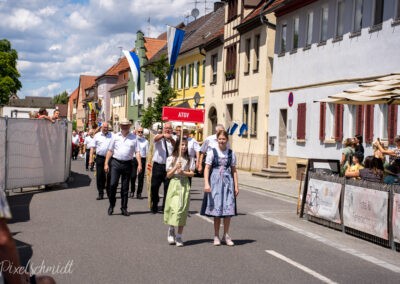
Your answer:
[171,138,189,160]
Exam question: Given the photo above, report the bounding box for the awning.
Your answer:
[315,73,400,105]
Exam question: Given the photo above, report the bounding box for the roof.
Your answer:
[109,78,129,92]
[144,37,166,60]
[149,5,225,62]
[8,96,54,108]
[96,57,129,80]
[264,0,317,17]
[69,88,78,101]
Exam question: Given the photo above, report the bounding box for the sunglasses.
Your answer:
[137,131,143,133]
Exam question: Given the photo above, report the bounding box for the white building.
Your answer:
[266,0,400,178]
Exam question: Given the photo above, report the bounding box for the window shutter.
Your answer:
[319,102,326,141]
[297,103,306,140]
[388,104,398,145]
[355,105,364,136]
[334,104,344,142]
[365,105,374,143]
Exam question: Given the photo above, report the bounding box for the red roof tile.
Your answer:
[144,37,167,60]
[80,75,97,100]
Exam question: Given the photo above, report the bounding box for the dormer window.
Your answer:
[227,0,238,22]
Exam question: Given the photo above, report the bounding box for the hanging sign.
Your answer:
[162,107,205,123]
[288,92,294,107]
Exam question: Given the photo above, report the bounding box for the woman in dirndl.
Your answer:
[201,130,239,246]
[164,138,195,247]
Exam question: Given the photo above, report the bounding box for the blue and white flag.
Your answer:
[123,50,140,103]
[167,25,185,81]
[238,123,248,137]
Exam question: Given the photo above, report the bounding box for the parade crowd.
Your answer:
[72,120,239,248]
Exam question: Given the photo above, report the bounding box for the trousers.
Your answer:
[130,157,146,195]
[109,158,132,210]
[95,155,110,197]
[150,162,170,212]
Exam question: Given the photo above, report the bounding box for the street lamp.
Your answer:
[194,92,201,108]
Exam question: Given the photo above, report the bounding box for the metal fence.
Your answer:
[302,171,400,251]
[0,117,72,191]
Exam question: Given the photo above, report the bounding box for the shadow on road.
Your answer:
[8,194,34,224]
[67,171,92,188]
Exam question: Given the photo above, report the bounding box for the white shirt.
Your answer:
[166,156,195,176]
[187,137,200,158]
[205,147,236,167]
[72,135,80,145]
[84,136,95,149]
[137,136,149,158]
[200,134,230,153]
[152,138,174,164]
[93,131,113,156]
[108,132,139,161]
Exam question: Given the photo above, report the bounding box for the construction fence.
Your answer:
[0,117,72,192]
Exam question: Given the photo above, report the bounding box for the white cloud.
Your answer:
[68,11,92,30]
[38,6,57,16]
[49,44,61,51]
[7,9,42,31]
[28,82,61,97]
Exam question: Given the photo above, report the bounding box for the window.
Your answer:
[227,104,233,122]
[379,104,389,140]
[335,0,345,37]
[211,54,218,84]
[225,44,237,80]
[353,0,364,33]
[373,0,384,26]
[355,105,364,136]
[297,103,306,140]
[253,34,260,72]
[320,6,329,42]
[319,102,326,141]
[193,61,199,86]
[227,0,238,22]
[280,24,287,53]
[202,59,205,85]
[306,12,314,46]
[242,102,249,138]
[173,69,177,89]
[396,0,400,20]
[244,38,251,74]
[185,64,189,88]
[179,67,183,89]
[293,16,299,49]
[251,101,258,137]
[189,63,193,87]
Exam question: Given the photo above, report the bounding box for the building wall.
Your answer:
[97,76,118,123]
[268,0,400,178]
[1,107,55,118]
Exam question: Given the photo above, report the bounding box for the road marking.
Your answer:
[265,250,337,284]
[254,212,400,274]
[195,213,214,224]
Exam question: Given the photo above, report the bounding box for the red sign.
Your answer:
[162,107,205,123]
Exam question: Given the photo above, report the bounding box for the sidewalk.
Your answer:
[237,170,301,199]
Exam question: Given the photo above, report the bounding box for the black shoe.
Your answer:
[151,205,158,214]
[108,207,113,215]
[129,192,134,198]
[96,195,103,200]
[86,169,89,171]
[121,208,130,216]
[137,193,142,199]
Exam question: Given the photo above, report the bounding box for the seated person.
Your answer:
[51,109,61,121]
[36,108,54,122]
[345,151,364,179]
[383,164,400,185]
[345,156,383,183]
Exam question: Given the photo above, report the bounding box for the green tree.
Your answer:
[53,90,69,104]
[0,39,22,105]
[141,55,177,128]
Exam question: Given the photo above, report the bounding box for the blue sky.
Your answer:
[0,0,219,98]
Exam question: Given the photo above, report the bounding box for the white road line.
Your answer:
[265,250,337,284]
[254,212,400,274]
[195,213,214,224]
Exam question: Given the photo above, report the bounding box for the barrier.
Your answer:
[301,158,399,251]
[0,117,72,191]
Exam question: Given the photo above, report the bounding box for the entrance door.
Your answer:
[208,107,217,136]
[278,109,287,163]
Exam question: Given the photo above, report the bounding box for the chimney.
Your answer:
[214,2,224,12]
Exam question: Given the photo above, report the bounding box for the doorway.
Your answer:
[208,107,218,136]
[279,109,287,163]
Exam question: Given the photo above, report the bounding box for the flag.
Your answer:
[123,50,140,104]
[167,25,185,81]
[229,122,239,135]
[238,123,248,137]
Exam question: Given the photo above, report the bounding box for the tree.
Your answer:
[0,39,22,105]
[141,55,177,128]
[53,90,69,104]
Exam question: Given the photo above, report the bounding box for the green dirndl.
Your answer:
[163,176,190,226]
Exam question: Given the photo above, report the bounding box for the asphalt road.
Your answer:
[7,159,400,283]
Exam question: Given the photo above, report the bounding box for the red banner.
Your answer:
[162,107,205,123]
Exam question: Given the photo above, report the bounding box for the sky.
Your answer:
[0,0,219,98]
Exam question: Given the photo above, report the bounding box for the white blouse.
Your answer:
[166,156,196,176]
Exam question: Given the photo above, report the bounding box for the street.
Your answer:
[7,160,400,284]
